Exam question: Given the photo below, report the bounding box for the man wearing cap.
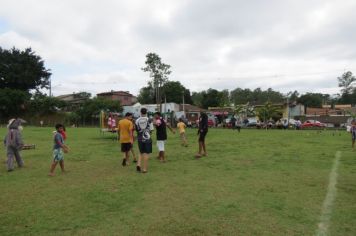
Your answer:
[118,112,134,166]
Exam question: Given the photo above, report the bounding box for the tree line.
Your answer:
[139,53,356,109]
[1,48,356,124]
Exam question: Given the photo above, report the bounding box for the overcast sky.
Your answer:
[1,0,356,97]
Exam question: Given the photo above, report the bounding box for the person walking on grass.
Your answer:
[118,112,134,166]
[350,120,356,151]
[130,118,138,163]
[177,118,188,147]
[135,108,153,173]
[196,112,208,158]
[154,112,175,162]
[49,124,69,176]
[4,118,24,172]
[236,117,242,133]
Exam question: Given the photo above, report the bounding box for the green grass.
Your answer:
[0,127,355,235]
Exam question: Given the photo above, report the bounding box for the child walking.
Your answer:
[49,124,69,176]
[177,118,188,147]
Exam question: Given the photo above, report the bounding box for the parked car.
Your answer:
[301,120,326,128]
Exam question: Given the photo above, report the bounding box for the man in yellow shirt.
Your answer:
[177,118,188,147]
[118,112,134,166]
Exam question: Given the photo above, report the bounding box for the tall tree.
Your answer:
[201,89,222,109]
[141,53,171,111]
[192,91,204,107]
[338,71,356,95]
[0,47,51,91]
[162,81,192,104]
[0,47,51,118]
[137,84,155,104]
[288,90,300,102]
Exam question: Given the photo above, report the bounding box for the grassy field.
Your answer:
[0,127,355,236]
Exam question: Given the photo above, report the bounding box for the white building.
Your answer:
[123,103,180,118]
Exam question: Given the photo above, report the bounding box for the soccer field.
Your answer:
[0,127,355,236]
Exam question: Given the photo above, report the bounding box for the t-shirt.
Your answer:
[107,117,112,127]
[111,118,116,128]
[199,115,208,132]
[118,118,133,143]
[351,125,356,134]
[155,117,167,141]
[177,122,186,134]
[135,116,152,143]
[53,132,64,150]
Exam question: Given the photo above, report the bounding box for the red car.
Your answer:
[301,120,326,128]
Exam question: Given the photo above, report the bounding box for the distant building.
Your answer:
[97,91,137,106]
[56,93,89,111]
[123,102,181,117]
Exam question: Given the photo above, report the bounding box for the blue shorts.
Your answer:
[53,149,64,162]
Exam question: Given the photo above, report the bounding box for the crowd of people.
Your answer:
[117,108,209,173]
[4,111,351,175]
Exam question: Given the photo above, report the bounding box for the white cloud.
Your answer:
[1,0,356,96]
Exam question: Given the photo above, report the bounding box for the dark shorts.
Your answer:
[199,131,208,142]
[121,143,132,152]
[138,141,152,154]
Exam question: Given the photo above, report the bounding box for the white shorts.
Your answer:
[156,140,165,151]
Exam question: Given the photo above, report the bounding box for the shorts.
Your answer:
[156,140,165,151]
[138,141,152,154]
[121,143,132,152]
[352,132,356,140]
[199,131,208,142]
[53,149,64,162]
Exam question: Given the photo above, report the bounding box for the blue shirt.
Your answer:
[53,132,64,150]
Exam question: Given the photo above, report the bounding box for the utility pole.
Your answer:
[182,91,185,117]
[49,78,52,97]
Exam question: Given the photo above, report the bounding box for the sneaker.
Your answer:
[122,158,126,166]
[136,166,141,172]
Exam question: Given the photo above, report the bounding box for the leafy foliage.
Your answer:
[0,47,51,92]
[297,93,324,108]
[256,102,283,122]
[230,87,284,105]
[0,88,30,120]
[141,53,171,109]
[338,71,356,95]
[75,97,122,122]
[137,80,192,105]
[28,92,67,115]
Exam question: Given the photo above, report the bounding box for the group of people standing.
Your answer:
[2,109,209,175]
[117,108,209,173]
